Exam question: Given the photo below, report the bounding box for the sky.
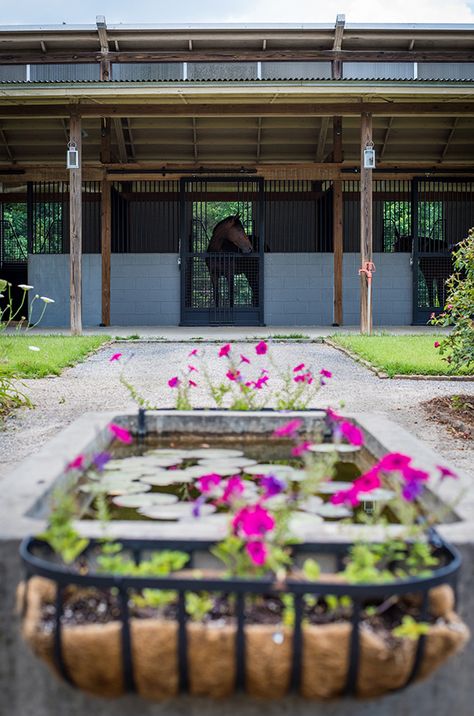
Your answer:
[1,0,474,26]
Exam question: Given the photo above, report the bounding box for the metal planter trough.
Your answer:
[2,409,474,715]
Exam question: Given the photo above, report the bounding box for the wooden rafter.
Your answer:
[315,116,330,162]
[380,117,393,160]
[332,15,345,80]
[0,126,14,162]
[440,117,459,162]
[123,119,136,162]
[192,117,198,161]
[113,118,128,163]
[60,118,69,142]
[256,117,262,162]
[96,15,109,54]
[40,40,47,53]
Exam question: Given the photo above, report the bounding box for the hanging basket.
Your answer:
[19,536,470,701]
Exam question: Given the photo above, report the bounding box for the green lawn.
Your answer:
[0,335,110,378]
[329,334,473,377]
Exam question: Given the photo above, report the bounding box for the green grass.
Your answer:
[0,335,110,378]
[329,334,474,377]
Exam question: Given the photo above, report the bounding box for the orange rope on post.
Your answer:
[358,261,376,335]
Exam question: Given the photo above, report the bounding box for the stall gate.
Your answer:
[179,177,264,326]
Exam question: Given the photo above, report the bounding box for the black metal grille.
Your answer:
[180,177,264,326]
[31,181,101,254]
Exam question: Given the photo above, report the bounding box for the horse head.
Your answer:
[209,215,252,254]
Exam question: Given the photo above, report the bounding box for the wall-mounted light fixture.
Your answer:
[363,142,376,169]
[66,141,79,170]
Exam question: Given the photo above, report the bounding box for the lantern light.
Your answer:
[363,142,376,169]
[66,141,79,170]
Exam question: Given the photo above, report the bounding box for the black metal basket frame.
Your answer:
[20,533,461,698]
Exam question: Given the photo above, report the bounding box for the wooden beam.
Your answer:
[113,117,128,163]
[101,178,111,326]
[123,118,136,162]
[256,117,262,162]
[96,15,109,54]
[2,102,474,118]
[69,112,82,335]
[332,14,345,80]
[332,116,343,163]
[315,117,330,162]
[380,117,393,160]
[360,113,373,335]
[1,48,474,63]
[439,117,459,162]
[0,126,14,162]
[333,179,343,326]
[100,117,111,163]
[192,117,198,161]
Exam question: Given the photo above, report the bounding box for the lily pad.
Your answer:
[360,488,396,502]
[289,513,323,530]
[138,502,216,521]
[245,464,295,478]
[308,443,361,454]
[186,449,244,459]
[316,481,352,494]
[300,496,324,513]
[143,471,194,486]
[112,493,178,508]
[197,457,257,469]
[315,503,352,519]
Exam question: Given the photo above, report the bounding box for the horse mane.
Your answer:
[211,215,243,237]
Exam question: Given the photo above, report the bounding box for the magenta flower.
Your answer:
[434,341,440,348]
[188,364,198,373]
[168,376,181,388]
[255,341,268,355]
[436,464,458,480]
[197,473,221,493]
[246,540,267,566]
[326,408,343,423]
[446,304,453,311]
[93,451,111,472]
[66,454,85,471]
[402,466,429,483]
[108,423,132,445]
[340,421,364,446]
[226,369,241,381]
[109,353,122,363]
[260,474,286,498]
[353,469,381,493]
[221,475,245,503]
[294,372,313,384]
[253,375,269,390]
[218,343,231,358]
[320,369,332,379]
[291,441,312,457]
[377,453,411,472]
[331,486,360,507]
[240,354,251,364]
[402,480,424,502]
[293,363,305,373]
[272,418,303,438]
[188,348,198,357]
[189,379,197,387]
[233,504,275,537]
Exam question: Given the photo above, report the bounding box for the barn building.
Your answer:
[0,17,473,331]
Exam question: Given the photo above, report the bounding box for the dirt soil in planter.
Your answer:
[422,394,474,440]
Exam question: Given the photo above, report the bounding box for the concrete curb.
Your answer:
[324,338,474,382]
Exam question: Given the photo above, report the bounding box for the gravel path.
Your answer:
[1,341,473,480]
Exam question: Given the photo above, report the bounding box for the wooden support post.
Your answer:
[333,180,343,325]
[69,113,82,335]
[101,178,111,326]
[100,118,111,164]
[360,112,373,335]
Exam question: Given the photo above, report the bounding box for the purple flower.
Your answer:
[192,495,206,518]
[93,451,111,472]
[260,474,286,499]
[402,480,424,502]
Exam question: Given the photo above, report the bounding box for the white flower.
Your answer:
[0,293,4,299]
[40,296,55,304]
[18,284,34,291]
[28,346,40,352]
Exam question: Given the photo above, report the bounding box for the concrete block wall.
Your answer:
[28,252,412,328]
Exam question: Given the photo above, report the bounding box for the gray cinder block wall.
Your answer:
[28,252,412,328]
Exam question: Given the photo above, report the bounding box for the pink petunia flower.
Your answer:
[66,454,85,471]
[436,465,458,480]
[189,379,197,387]
[294,372,313,384]
[226,369,241,381]
[272,418,303,438]
[340,421,364,447]
[353,469,381,493]
[240,354,251,364]
[377,452,411,472]
[221,475,245,503]
[326,408,343,423]
[293,363,305,373]
[197,473,221,493]
[188,348,198,357]
[246,540,267,566]
[291,441,312,457]
[402,466,429,483]
[331,486,360,507]
[168,376,181,388]
[188,365,198,373]
[253,375,269,390]
[109,353,122,363]
[233,504,275,537]
[218,344,231,358]
[255,341,268,355]
[320,369,332,379]
[108,423,133,445]
[434,341,440,348]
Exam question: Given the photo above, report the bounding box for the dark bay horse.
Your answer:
[206,215,259,307]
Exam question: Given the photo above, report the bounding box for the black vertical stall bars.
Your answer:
[20,535,461,698]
